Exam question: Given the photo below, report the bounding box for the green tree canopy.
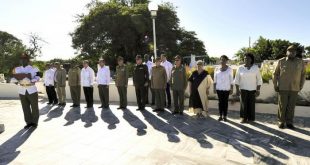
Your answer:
[234,36,305,63]
[0,31,26,77]
[71,0,207,70]
[305,46,310,58]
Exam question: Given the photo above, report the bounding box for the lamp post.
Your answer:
[148,2,158,59]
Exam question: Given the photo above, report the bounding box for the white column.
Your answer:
[152,18,157,59]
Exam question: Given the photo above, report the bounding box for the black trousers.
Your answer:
[216,90,230,117]
[98,85,109,107]
[135,86,146,109]
[240,90,256,121]
[83,87,93,107]
[19,91,39,125]
[165,83,171,106]
[46,86,58,103]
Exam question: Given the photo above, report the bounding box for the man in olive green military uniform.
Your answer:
[115,56,129,109]
[151,57,167,112]
[144,54,155,105]
[12,53,40,129]
[68,63,81,107]
[170,55,187,115]
[54,62,67,106]
[273,45,306,129]
[133,55,149,111]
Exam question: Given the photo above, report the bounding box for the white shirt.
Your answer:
[214,66,234,91]
[81,66,95,87]
[161,60,173,82]
[96,66,110,85]
[144,61,153,79]
[44,68,55,86]
[15,65,40,95]
[234,65,263,91]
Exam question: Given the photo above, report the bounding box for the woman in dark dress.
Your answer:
[188,60,213,118]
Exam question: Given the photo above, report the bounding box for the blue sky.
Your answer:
[1,0,309,60]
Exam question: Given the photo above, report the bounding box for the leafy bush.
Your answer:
[260,61,275,83]
[205,66,215,78]
[305,64,310,80]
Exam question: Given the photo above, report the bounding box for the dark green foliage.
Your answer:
[0,31,26,77]
[235,36,305,63]
[71,1,207,70]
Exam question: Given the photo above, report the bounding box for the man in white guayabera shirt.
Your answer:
[43,63,58,105]
[11,53,41,129]
[81,60,95,108]
[97,58,111,109]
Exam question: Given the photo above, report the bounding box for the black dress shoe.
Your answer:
[218,117,223,121]
[158,109,165,112]
[98,105,103,108]
[152,109,159,112]
[240,119,247,123]
[117,107,122,109]
[31,123,38,128]
[223,117,228,122]
[73,104,80,107]
[70,104,75,107]
[287,124,295,129]
[172,111,179,115]
[121,107,127,110]
[278,123,285,129]
[166,105,171,109]
[104,106,110,109]
[24,124,32,129]
[47,102,53,105]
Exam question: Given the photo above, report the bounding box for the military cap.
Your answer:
[155,57,161,62]
[287,45,296,51]
[135,55,142,59]
[197,60,204,66]
[20,53,30,59]
[174,55,181,60]
[117,56,124,61]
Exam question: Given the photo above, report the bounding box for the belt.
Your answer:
[20,84,35,87]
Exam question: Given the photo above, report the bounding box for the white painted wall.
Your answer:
[1,80,309,105]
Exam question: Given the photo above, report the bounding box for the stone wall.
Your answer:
[1,80,309,106]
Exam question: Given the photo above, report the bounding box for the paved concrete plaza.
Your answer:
[0,99,309,165]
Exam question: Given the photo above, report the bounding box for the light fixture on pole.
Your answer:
[148,2,158,59]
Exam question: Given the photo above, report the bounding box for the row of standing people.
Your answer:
[17,44,305,130]
[213,45,306,130]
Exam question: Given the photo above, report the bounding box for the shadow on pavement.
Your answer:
[122,109,147,136]
[100,108,119,129]
[141,110,180,143]
[0,128,36,164]
[81,107,98,128]
[64,107,81,126]
[44,106,65,122]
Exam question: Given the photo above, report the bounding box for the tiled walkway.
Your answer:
[0,100,309,165]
